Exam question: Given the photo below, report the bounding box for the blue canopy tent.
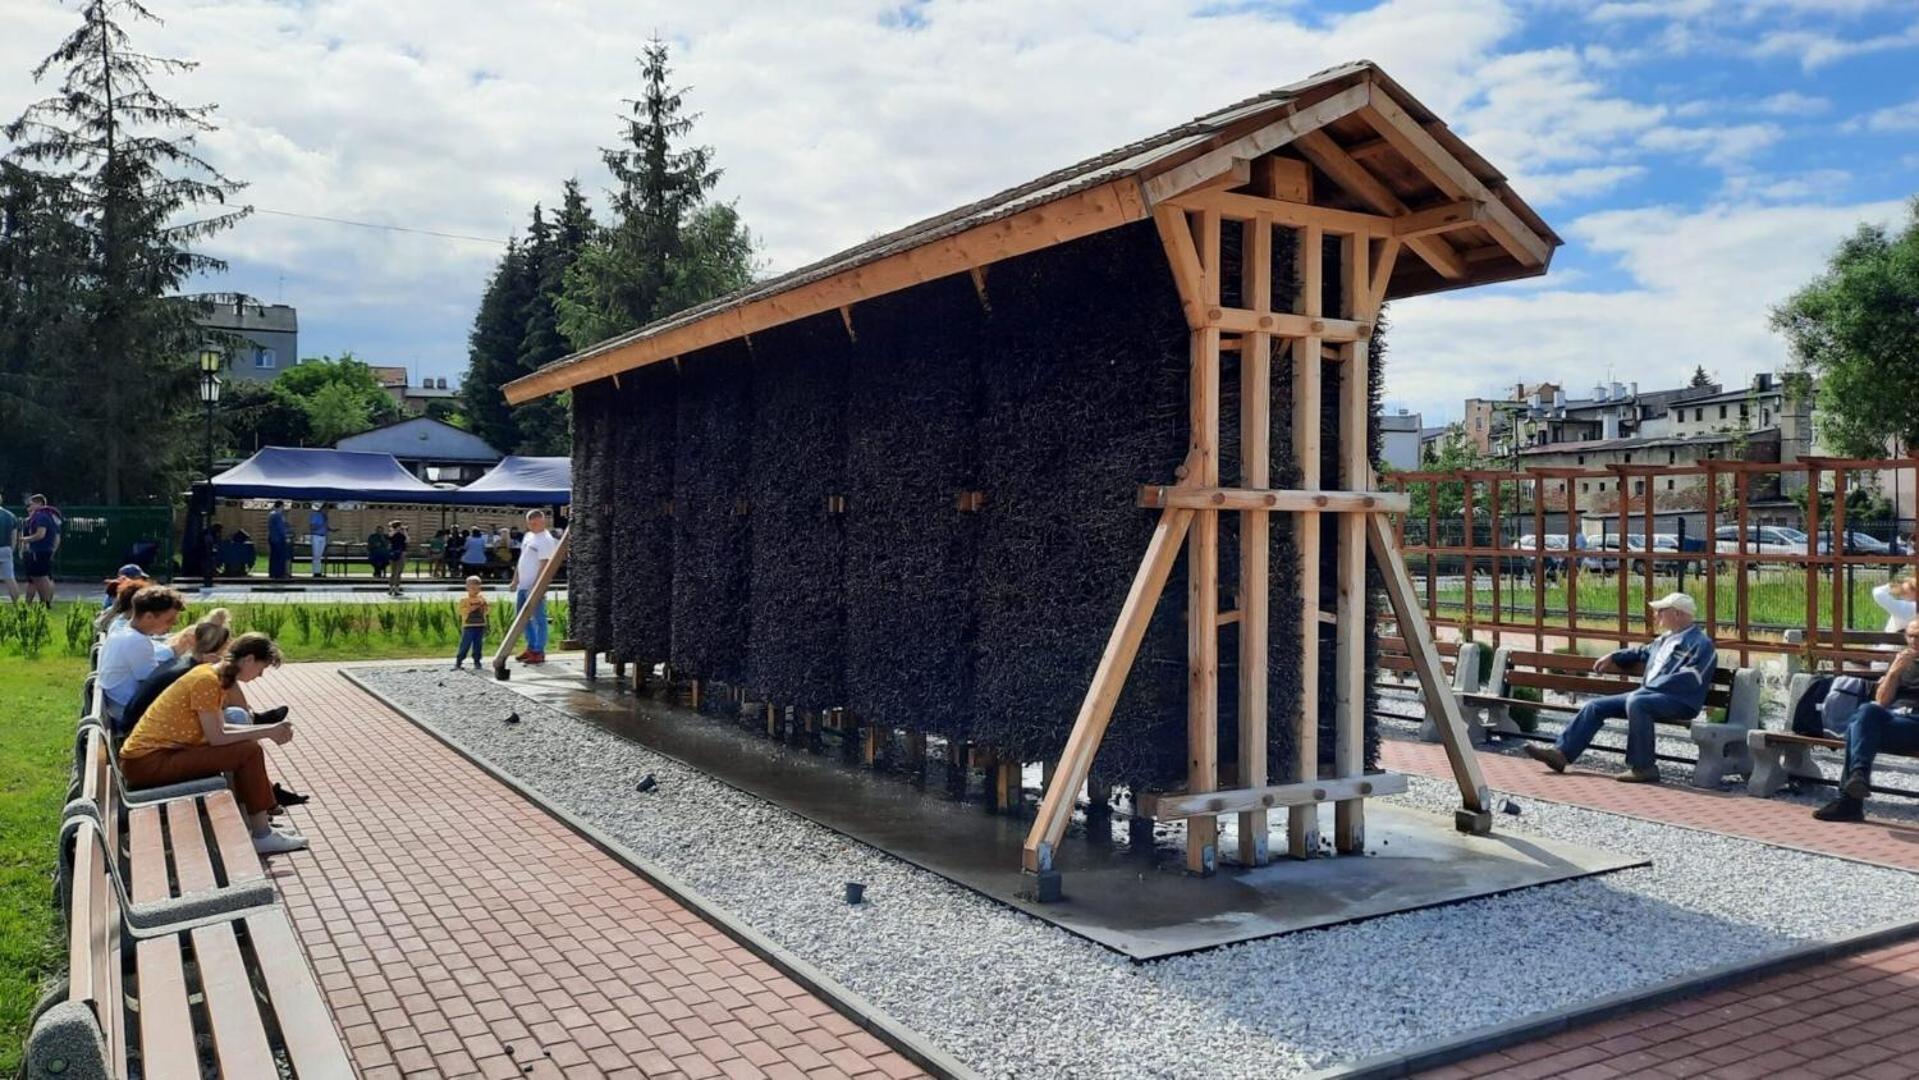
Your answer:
[442,455,571,506]
[206,447,446,501]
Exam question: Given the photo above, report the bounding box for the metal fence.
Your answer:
[1383,457,1919,668]
[22,506,177,584]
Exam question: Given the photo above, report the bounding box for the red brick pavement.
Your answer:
[248,663,929,1080]
[1383,738,1919,871]
[1422,937,1919,1079]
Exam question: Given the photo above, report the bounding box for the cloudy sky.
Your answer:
[3,0,1915,424]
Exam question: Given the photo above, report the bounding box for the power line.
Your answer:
[251,207,508,246]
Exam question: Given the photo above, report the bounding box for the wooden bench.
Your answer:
[1465,648,1761,788]
[1746,668,1917,798]
[28,730,353,1078]
[1376,636,1487,744]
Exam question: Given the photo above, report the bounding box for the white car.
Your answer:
[1713,525,1808,556]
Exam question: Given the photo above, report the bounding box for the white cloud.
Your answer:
[1847,98,1919,132]
[1387,199,1908,421]
[1749,21,1919,69]
[1754,90,1830,116]
[1511,164,1647,204]
[1639,122,1782,166]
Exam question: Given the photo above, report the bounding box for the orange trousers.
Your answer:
[122,741,276,815]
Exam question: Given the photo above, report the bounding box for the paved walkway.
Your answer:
[1389,735,1919,1079]
[250,663,926,1080]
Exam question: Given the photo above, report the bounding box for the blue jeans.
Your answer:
[456,626,486,667]
[1842,703,1919,781]
[516,589,547,653]
[1556,690,1697,769]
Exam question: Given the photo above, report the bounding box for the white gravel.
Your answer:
[355,666,1919,1080]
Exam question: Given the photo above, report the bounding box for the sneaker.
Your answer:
[252,705,289,725]
[1523,744,1568,773]
[253,829,308,855]
[1615,766,1661,784]
[522,651,546,665]
[1814,796,1865,822]
[1841,772,1871,801]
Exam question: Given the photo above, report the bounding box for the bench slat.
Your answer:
[129,806,199,1078]
[246,911,359,1079]
[193,924,278,1077]
[163,799,217,893]
[1503,649,1737,686]
[206,792,265,884]
[1505,670,1732,708]
[1756,732,1845,749]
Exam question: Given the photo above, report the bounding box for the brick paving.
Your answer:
[248,663,929,1080]
[1383,737,1919,871]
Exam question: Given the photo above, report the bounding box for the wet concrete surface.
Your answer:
[500,666,1646,961]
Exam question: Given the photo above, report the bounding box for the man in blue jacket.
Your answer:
[1525,592,1717,784]
[266,501,291,580]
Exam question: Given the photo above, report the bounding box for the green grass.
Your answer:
[0,597,538,1066]
[1428,570,1898,635]
[0,654,86,1075]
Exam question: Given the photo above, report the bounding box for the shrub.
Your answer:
[250,605,289,641]
[291,604,313,644]
[1508,685,1542,733]
[64,605,92,655]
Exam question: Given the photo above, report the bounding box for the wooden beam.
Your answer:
[1140,772,1410,821]
[1186,275,1223,876]
[1163,190,1395,237]
[1185,156,1254,197]
[1294,130,1469,282]
[1137,487,1409,513]
[968,265,991,312]
[1153,205,1207,328]
[1237,206,1273,868]
[1366,238,1402,320]
[1290,221,1324,860]
[1361,89,1551,267]
[1258,157,1312,203]
[503,177,1148,403]
[1023,509,1195,874]
[1210,308,1370,341]
[1142,84,1371,205]
[1334,232,1369,855]
[1393,199,1487,239]
[1366,513,1491,815]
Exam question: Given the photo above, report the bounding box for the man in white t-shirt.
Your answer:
[97,585,196,729]
[510,509,561,664]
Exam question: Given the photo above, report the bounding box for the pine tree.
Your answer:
[3,0,247,503]
[514,183,594,454]
[0,165,92,496]
[462,237,536,454]
[1689,365,1714,389]
[556,38,755,350]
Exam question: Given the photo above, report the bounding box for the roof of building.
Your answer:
[1378,413,1423,432]
[334,417,501,463]
[505,60,1561,405]
[1420,426,1451,440]
[1516,427,1779,457]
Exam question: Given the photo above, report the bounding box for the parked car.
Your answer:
[1815,531,1910,555]
[1713,525,1808,557]
[1597,533,1687,574]
[1514,533,1603,576]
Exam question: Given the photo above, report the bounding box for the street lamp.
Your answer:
[198,348,223,588]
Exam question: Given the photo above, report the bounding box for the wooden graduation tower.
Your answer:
[504,61,1559,895]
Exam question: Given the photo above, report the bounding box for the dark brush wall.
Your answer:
[566,379,615,654]
[609,366,676,666]
[571,217,1381,787]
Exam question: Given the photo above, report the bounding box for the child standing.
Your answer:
[455,576,490,670]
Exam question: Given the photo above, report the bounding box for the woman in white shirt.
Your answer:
[1873,575,1918,633]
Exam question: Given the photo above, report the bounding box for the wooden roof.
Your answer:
[506,60,1560,404]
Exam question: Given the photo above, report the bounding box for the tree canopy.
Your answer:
[1771,199,1919,458]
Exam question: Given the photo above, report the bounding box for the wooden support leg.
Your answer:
[766,703,777,738]
[1237,220,1274,866]
[1289,224,1325,860]
[996,760,1023,816]
[1333,232,1370,854]
[585,652,598,680]
[689,679,702,712]
[906,732,927,769]
[862,723,881,768]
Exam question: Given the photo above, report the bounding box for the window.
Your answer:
[1668,451,1676,464]
[1666,479,1675,491]
[1624,453,1633,463]
[254,347,276,369]
[1581,482,1590,494]
[1719,405,1727,420]
[1634,480,1644,495]
[1740,403,1749,421]
[1577,455,1585,465]
[1694,408,1703,422]
[1597,481,1607,492]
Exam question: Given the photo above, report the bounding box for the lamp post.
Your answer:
[198,348,223,589]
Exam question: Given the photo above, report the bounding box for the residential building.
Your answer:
[1379,410,1423,471]
[1515,428,1781,509]
[194,294,297,383]
[370,367,461,416]
[334,416,501,485]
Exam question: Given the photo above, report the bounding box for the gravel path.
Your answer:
[354,667,1919,1080]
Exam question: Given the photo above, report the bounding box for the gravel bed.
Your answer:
[354,666,1919,1079]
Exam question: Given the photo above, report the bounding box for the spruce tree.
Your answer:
[462,237,536,454]
[3,0,247,502]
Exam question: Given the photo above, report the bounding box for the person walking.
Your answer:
[18,494,62,605]
[1523,592,1717,784]
[386,520,409,596]
[266,501,292,580]
[0,498,18,603]
[307,503,330,577]
[510,509,560,664]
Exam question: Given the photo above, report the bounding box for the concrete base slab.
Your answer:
[501,667,1645,961]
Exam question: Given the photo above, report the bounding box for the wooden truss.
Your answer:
[1022,135,1498,886]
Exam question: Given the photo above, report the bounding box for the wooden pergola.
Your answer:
[504,60,1560,894]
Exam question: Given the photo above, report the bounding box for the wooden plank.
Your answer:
[1366,239,1402,319]
[1142,84,1372,204]
[1165,189,1393,236]
[1392,199,1486,239]
[129,803,198,1078]
[1367,514,1491,813]
[1141,772,1410,821]
[504,177,1148,403]
[1334,231,1369,854]
[164,799,217,893]
[1360,89,1552,267]
[1259,156,1312,202]
[1023,508,1196,873]
[1238,207,1274,867]
[1208,308,1370,341]
[1186,309,1223,874]
[193,923,278,1077]
[1153,204,1207,327]
[1290,220,1324,860]
[1140,486,1409,513]
[245,911,358,1079]
[1294,129,1469,281]
[205,791,265,883]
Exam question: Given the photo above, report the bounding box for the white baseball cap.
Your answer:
[1649,592,1696,616]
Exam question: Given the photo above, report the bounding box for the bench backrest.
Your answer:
[1499,649,1736,710]
[68,728,127,1074]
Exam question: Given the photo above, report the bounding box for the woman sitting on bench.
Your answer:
[117,633,308,855]
[1815,616,1919,823]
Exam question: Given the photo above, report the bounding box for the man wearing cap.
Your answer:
[1525,592,1718,784]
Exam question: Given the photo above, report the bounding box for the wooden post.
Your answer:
[1833,469,1849,647]
[906,731,927,768]
[1807,464,1820,652]
[1532,472,1547,653]
[491,527,571,680]
[862,723,881,767]
[766,702,778,738]
[1186,211,1224,875]
[1237,211,1274,867]
[1289,222,1324,860]
[1334,231,1368,854]
[996,760,1023,815]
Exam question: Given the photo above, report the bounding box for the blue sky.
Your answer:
[2,0,1915,425]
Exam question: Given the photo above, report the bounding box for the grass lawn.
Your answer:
[1428,570,1899,635]
[0,599,494,1068]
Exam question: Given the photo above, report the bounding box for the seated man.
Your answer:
[1524,592,1718,784]
[119,633,306,855]
[96,586,197,730]
[1813,616,1919,823]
